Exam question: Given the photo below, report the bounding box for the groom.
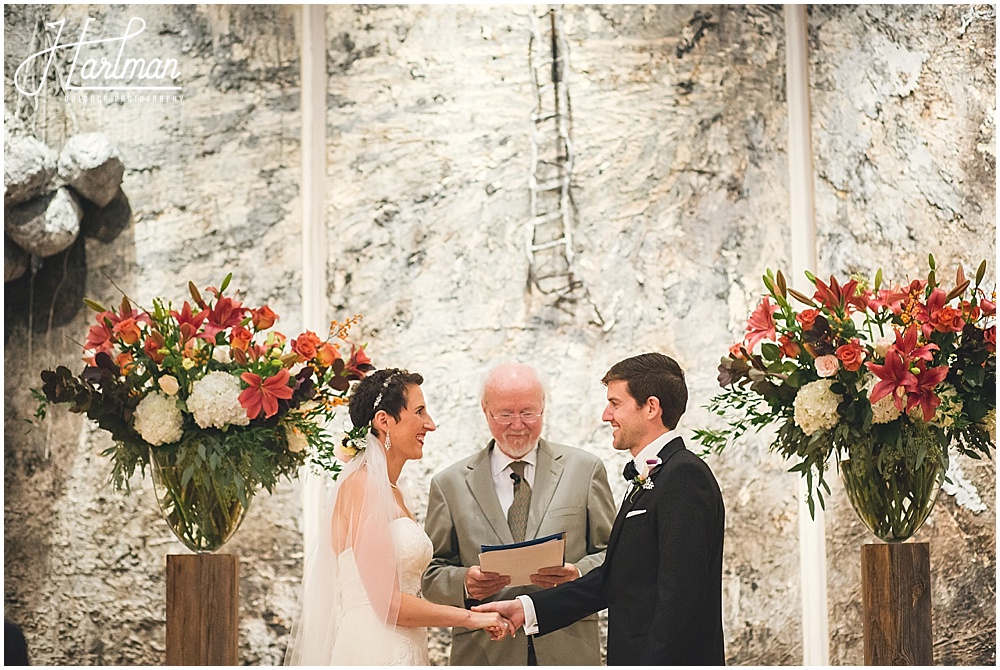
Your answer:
[474,353,726,665]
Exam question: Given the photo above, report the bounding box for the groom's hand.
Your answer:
[472,599,525,632]
[530,562,579,589]
[465,565,511,600]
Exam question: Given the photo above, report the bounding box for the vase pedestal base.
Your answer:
[861,543,932,665]
[166,554,239,665]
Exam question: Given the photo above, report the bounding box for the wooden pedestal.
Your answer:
[861,542,932,665]
[166,554,239,665]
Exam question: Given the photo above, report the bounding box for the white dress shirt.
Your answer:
[518,430,676,635]
[491,442,539,517]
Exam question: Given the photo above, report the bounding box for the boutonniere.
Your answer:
[628,458,661,502]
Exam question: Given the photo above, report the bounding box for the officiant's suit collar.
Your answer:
[465,439,563,545]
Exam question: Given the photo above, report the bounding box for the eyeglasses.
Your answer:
[488,411,544,425]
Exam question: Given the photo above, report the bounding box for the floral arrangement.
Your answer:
[694,256,995,527]
[35,274,374,551]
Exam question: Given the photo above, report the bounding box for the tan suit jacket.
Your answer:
[422,438,615,665]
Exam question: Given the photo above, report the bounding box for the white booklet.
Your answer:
[478,532,566,587]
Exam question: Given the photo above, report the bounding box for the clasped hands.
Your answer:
[466,562,578,640]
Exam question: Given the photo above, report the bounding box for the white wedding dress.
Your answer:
[329,516,433,665]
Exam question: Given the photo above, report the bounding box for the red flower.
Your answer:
[143,332,167,364]
[907,360,949,422]
[981,297,996,318]
[922,288,965,335]
[252,305,277,330]
[892,326,938,364]
[85,312,117,353]
[778,335,800,358]
[202,296,246,340]
[86,310,149,352]
[239,368,294,420]
[292,331,322,360]
[813,276,867,314]
[985,326,996,352]
[866,352,918,411]
[835,339,865,372]
[171,301,208,345]
[230,326,253,352]
[346,344,375,379]
[745,297,779,350]
[796,309,820,331]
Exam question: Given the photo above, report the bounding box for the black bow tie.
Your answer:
[623,460,639,482]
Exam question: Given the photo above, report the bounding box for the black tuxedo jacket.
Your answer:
[530,437,726,665]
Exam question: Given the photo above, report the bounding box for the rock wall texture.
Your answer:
[4,3,995,666]
[5,4,304,665]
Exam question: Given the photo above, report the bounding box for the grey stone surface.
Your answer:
[5,234,30,282]
[4,130,57,208]
[2,4,995,667]
[5,187,82,258]
[58,133,125,208]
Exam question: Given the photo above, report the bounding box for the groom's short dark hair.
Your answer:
[601,353,687,429]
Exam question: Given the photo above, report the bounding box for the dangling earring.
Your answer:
[384,431,392,451]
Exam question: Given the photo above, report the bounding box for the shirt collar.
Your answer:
[632,429,676,469]
[491,441,539,477]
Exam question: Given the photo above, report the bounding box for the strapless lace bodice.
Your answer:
[337,517,433,609]
[331,517,433,665]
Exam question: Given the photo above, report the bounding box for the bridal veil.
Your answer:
[285,432,403,665]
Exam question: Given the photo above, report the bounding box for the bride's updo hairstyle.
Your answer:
[348,368,424,437]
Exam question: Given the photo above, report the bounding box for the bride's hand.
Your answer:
[469,611,514,640]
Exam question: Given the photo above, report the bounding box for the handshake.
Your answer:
[472,599,526,640]
[465,562,580,640]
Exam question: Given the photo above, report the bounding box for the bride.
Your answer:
[286,368,512,665]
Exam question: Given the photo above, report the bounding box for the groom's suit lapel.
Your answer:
[465,441,515,545]
[604,436,687,570]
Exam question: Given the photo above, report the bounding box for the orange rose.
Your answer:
[115,351,136,375]
[316,342,339,367]
[796,309,820,331]
[230,325,252,352]
[931,305,965,333]
[113,317,142,345]
[835,339,865,372]
[292,331,321,360]
[252,305,278,330]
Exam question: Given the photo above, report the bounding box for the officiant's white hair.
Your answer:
[479,361,548,406]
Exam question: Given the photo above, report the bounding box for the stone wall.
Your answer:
[4,4,995,666]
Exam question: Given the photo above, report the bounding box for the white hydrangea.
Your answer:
[187,371,250,429]
[864,373,902,424]
[793,379,842,436]
[134,391,184,446]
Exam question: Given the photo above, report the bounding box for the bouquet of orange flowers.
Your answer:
[36,274,374,551]
[695,257,995,526]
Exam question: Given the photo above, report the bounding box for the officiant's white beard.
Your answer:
[495,432,538,459]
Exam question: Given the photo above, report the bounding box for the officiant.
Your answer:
[422,362,616,665]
